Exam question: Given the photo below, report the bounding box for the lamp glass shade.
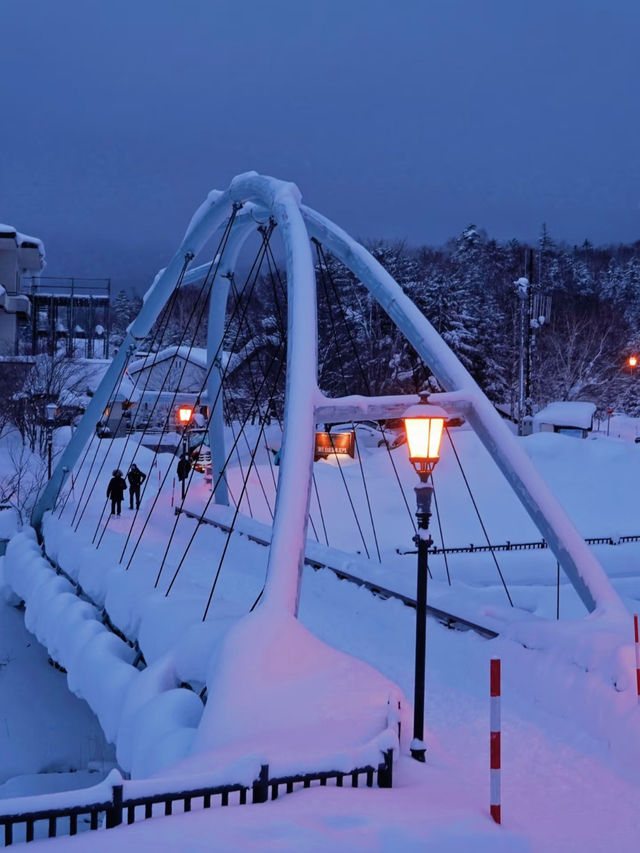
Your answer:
[178,406,193,424]
[628,355,638,368]
[403,402,447,477]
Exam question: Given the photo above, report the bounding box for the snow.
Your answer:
[3,417,640,848]
[0,223,45,260]
[533,401,597,430]
[128,346,208,374]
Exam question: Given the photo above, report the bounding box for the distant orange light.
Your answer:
[177,406,193,424]
[628,355,638,369]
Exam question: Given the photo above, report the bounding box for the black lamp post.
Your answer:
[45,402,57,480]
[403,397,446,763]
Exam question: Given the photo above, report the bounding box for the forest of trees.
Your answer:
[109,225,640,421]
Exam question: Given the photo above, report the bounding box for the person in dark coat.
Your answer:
[106,469,127,516]
[127,463,146,510]
[177,453,191,482]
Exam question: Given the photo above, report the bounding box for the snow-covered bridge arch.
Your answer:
[33,172,624,618]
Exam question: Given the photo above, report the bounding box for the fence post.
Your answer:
[252,764,269,804]
[490,658,501,824]
[105,784,123,828]
[377,748,393,788]
[634,614,640,704]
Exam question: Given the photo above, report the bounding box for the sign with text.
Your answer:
[314,430,355,461]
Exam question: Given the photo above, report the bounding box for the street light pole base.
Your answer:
[410,738,426,762]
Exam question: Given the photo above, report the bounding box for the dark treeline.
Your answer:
[311,224,640,418]
[111,224,640,419]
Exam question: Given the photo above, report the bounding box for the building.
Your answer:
[532,401,597,439]
[125,347,210,430]
[0,223,110,358]
[0,224,45,354]
[21,276,111,358]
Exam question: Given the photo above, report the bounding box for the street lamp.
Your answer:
[627,355,638,370]
[403,397,446,762]
[177,406,193,500]
[45,402,57,479]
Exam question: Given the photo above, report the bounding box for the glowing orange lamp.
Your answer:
[628,355,638,369]
[177,406,193,425]
[403,400,447,481]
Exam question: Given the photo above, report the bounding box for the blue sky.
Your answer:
[2,0,639,292]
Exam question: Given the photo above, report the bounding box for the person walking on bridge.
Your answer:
[127,463,146,510]
[106,469,127,516]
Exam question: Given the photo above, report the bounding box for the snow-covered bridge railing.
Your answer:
[0,751,393,847]
[174,506,500,639]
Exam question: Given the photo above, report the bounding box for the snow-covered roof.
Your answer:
[128,346,209,374]
[533,401,596,429]
[78,359,140,403]
[0,223,44,270]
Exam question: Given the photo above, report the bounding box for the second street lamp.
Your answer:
[177,406,194,501]
[403,397,446,762]
[45,402,57,480]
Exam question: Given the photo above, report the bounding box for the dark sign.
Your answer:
[314,431,355,461]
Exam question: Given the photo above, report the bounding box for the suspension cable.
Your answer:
[264,240,326,545]
[444,426,513,606]
[72,270,187,532]
[430,479,451,585]
[91,248,204,545]
[109,209,242,555]
[315,242,380,561]
[315,240,417,533]
[126,222,277,572]
[160,335,286,595]
[200,358,284,621]
[60,352,131,521]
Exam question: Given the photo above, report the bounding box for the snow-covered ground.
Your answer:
[2,422,640,850]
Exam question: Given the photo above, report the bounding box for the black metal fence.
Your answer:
[397,533,640,557]
[0,751,393,846]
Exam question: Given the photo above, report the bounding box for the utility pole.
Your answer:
[515,272,529,437]
[515,249,551,436]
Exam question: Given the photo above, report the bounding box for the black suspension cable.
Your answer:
[111,209,242,555]
[199,341,288,617]
[265,241,328,546]
[200,386,281,622]
[127,224,277,573]
[91,250,202,545]
[430,479,451,585]
[114,210,246,569]
[76,279,185,533]
[222,390,255,518]
[73,273,186,533]
[160,336,286,595]
[311,472,329,546]
[315,244,380,561]
[315,241,417,534]
[224,258,282,521]
[224,386,279,521]
[445,426,513,606]
[61,353,131,521]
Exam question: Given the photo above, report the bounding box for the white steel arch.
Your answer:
[33,173,625,620]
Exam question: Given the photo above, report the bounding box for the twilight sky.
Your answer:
[2,0,639,293]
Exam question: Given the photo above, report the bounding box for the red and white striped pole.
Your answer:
[634,615,640,704]
[490,658,501,824]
